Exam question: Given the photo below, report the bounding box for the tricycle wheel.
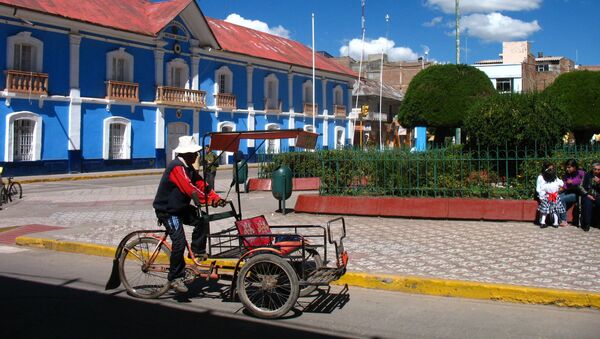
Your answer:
[118,237,171,299]
[297,251,322,297]
[236,253,299,319]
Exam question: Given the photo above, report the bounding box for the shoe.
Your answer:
[188,252,208,261]
[540,223,548,229]
[552,223,559,228]
[559,221,568,227]
[582,225,590,232]
[170,278,188,293]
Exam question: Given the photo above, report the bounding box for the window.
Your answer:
[106,48,134,82]
[335,126,345,150]
[217,122,235,165]
[215,66,233,94]
[304,125,315,133]
[537,64,550,72]
[4,111,42,162]
[265,124,280,154]
[496,78,512,93]
[7,32,43,72]
[264,74,279,110]
[333,85,344,106]
[166,58,189,88]
[103,117,131,160]
[302,80,313,103]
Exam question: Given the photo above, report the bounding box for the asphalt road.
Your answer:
[1,245,599,339]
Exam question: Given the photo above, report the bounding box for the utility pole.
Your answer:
[455,0,460,64]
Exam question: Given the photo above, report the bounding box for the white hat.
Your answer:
[173,136,202,154]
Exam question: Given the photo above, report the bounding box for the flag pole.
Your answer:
[312,13,316,130]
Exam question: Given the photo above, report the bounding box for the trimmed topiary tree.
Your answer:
[544,70,600,144]
[463,92,569,149]
[398,64,495,144]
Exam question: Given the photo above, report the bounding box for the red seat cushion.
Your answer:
[235,215,272,248]
[273,241,303,255]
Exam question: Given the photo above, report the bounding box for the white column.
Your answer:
[154,48,165,87]
[191,55,200,90]
[246,64,254,108]
[323,115,329,148]
[288,71,295,146]
[69,33,81,89]
[156,106,165,149]
[68,33,82,151]
[322,78,328,115]
[193,110,199,141]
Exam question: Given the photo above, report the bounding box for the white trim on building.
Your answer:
[4,111,43,162]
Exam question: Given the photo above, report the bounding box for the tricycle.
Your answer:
[106,129,348,319]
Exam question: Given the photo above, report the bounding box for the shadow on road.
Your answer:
[0,275,347,339]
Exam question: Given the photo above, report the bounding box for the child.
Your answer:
[536,164,566,228]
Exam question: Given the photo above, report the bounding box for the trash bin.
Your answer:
[232,151,248,193]
[271,165,292,214]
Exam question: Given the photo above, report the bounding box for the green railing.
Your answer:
[258,145,600,199]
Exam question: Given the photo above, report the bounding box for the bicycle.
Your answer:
[0,167,23,205]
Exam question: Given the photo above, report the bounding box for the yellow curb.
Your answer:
[18,171,165,184]
[334,272,600,309]
[15,236,600,309]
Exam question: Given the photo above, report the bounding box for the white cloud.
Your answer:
[425,0,542,14]
[423,16,443,27]
[224,13,290,39]
[339,37,419,61]
[462,13,541,42]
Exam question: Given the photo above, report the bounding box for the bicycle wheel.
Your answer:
[8,182,22,201]
[296,251,322,297]
[118,237,171,299]
[237,253,299,319]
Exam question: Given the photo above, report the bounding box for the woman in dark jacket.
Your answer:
[559,159,585,226]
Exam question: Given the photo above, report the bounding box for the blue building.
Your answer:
[0,0,356,176]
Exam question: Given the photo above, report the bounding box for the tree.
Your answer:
[398,64,495,144]
[463,92,569,149]
[544,71,600,144]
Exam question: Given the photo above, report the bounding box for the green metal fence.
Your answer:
[258,145,600,199]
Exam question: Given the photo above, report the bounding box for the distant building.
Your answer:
[473,41,575,93]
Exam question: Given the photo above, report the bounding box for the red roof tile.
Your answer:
[0,0,191,36]
[206,18,356,77]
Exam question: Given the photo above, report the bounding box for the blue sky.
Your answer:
[197,0,599,65]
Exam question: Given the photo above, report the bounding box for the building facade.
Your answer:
[473,41,575,93]
[0,0,356,176]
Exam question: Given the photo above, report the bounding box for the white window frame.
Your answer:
[264,74,279,110]
[166,58,190,88]
[6,32,43,72]
[106,47,134,82]
[4,111,42,162]
[265,123,281,154]
[214,66,233,94]
[333,85,344,106]
[334,126,346,150]
[302,80,313,103]
[303,125,315,133]
[102,117,132,160]
[217,121,236,165]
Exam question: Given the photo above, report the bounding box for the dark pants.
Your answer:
[581,195,600,227]
[205,171,216,191]
[157,206,207,281]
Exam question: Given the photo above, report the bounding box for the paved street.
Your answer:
[1,247,599,339]
[2,172,599,293]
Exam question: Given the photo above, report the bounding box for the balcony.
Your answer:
[106,80,139,102]
[215,93,236,110]
[5,70,48,95]
[303,103,318,116]
[334,105,346,117]
[155,86,206,108]
[264,98,282,113]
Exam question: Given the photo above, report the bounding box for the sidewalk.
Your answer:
[2,169,600,308]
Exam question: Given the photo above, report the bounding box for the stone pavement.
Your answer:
[2,171,600,295]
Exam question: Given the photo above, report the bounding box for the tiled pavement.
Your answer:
[2,173,599,293]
